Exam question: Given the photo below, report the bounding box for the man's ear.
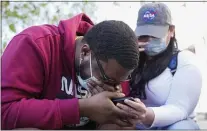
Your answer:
[80,44,91,58]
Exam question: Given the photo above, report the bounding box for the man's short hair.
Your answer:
[83,20,139,70]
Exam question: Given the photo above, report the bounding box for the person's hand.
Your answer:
[79,91,137,127]
[87,77,122,95]
[116,98,147,126]
[87,77,105,95]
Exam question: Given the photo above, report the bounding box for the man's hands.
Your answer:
[87,78,121,95]
[79,91,136,127]
[80,77,133,127]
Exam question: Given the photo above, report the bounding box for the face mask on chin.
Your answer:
[77,53,100,90]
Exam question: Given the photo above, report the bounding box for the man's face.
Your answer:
[79,44,133,88]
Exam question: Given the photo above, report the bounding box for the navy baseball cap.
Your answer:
[135,3,172,38]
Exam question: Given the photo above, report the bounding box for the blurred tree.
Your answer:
[1,1,97,52]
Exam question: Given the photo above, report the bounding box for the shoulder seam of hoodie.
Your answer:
[34,34,61,42]
[16,33,61,42]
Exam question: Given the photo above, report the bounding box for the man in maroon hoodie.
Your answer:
[1,13,139,130]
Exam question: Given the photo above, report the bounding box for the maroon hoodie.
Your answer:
[1,13,94,129]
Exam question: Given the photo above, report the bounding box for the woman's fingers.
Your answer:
[116,103,138,118]
[124,99,147,118]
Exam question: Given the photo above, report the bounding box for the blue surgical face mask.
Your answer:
[143,37,168,56]
[77,53,100,89]
[77,76,99,89]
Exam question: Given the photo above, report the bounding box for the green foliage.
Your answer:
[9,24,16,32]
[2,1,97,51]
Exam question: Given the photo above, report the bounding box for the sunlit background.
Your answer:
[1,0,207,128]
